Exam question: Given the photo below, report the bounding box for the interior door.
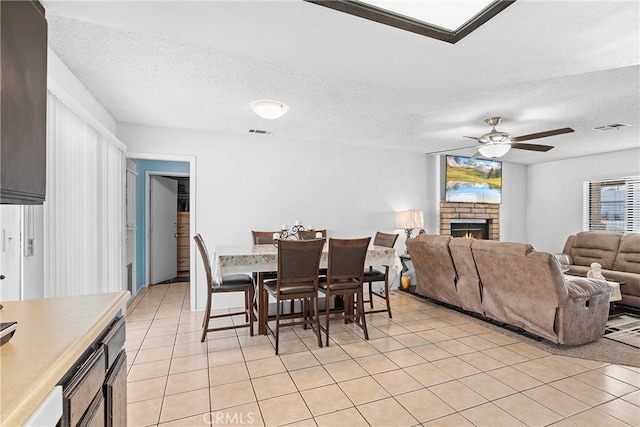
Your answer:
[149,176,177,284]
[0,205,22,301]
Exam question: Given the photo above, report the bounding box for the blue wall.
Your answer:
[133,159,189,290]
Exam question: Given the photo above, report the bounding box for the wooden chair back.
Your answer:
[298,229,327,240]
[327,237,371,282]
[194,233,214,287]
[252,230,277,244]
[373,232,399,248]
[277,239,324,286]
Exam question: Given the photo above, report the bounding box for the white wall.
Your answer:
[118,123,430,310]
[527,148,640,252]
[500,161,528,243]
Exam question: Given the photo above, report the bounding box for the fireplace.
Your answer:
[440,202,500,240]
[450,219,489,240]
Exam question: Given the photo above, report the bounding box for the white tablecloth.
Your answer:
[213,243,402,284]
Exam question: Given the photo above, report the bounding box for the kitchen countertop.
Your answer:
[0,291,129,426]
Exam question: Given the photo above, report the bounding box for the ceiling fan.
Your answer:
[463,117,574,158]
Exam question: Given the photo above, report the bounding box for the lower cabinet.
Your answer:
[78,393,104,427]
[104,352,127,427]
[61,348,106,426]
[58,317,127,427]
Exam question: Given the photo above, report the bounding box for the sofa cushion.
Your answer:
[568,231,622,269]
[612,233,640,274]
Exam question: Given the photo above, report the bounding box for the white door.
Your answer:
[149,176,178,284]
[0,205,22,301]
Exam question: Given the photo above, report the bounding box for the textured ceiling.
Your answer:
[44,0,640,165]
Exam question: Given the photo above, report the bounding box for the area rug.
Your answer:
[605,314,640,349]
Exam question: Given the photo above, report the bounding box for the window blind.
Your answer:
[583,176,640,232]
[44,92,125,297]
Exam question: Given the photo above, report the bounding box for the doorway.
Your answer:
[148,173,190,285]
[127,152,197,311]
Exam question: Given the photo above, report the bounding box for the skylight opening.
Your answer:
[361,0,495,31]
[304,0,515,44]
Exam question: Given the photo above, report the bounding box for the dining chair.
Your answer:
[194,234,255,342]
[363,231,399,318]
[319,237,371,346]
[252,230,276,244]
[262,238,325,355]
[298,229,327,240]
[251,230,280,317]
[298,229,328,277]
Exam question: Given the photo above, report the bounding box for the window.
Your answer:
[583,176,640,232]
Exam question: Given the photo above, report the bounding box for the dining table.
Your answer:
[212,242,403,335]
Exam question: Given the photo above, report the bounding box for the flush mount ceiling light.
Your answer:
[250,100,290,120]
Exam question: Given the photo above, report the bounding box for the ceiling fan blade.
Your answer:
[470,151,482,159]
[511,127,574,142]
[424,145,478,155]
[463,136,481,141]
[510,142,554,152]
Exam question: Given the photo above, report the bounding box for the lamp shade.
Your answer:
[396,210,424,229]
[478,142,511,158]
[250,100,290,119]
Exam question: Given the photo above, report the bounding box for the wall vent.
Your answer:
[248,129,274,135]
[592,123,630,131]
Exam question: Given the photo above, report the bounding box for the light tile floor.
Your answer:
[125,283,640,426]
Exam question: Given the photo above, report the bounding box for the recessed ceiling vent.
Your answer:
[592,123,630,131]
[248,129,274,135]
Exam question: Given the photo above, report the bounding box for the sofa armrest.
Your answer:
[553,253,573,266]
[562,234,576,256]
[565,276,612,299]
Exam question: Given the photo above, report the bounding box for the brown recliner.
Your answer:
[562,231,640,308]
[472,240,612,345]
[407,234,459,307]
[408,234,613,345]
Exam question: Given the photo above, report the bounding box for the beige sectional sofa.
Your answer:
[562,231,640,308]
[407,234,613,345]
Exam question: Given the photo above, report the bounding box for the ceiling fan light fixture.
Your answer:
[478,142,511,158]
[480,131,511,143]
[250,100,290,120]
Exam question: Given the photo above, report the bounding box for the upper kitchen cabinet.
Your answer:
[1,0,48,204]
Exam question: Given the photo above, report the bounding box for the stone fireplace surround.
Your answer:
[440,202,500,240]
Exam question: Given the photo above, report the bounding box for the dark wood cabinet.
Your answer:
[58,317,127,427]
[0,0,48,204]
[61,347,106,427]
[77,393,105,427]
[104,352,127,427]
